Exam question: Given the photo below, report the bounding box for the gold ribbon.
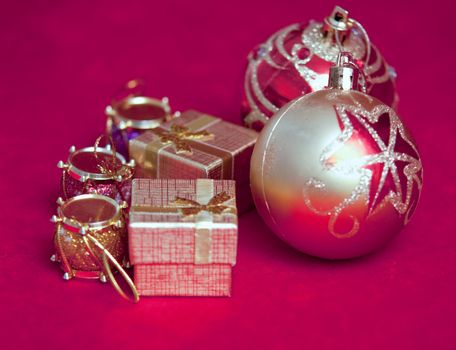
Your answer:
[138,114,234,179]
[171,191,234,216]
[131,179,236,264]
[93,135,133,181]
[153,124,214,154]
[129,192,235,216]
[172,185,235,264]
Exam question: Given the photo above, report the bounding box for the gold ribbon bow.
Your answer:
[93,135,133,181]
[171,191,234,216]
[170,189,236,264]
[133,114,234,179]
[154,124,214,154]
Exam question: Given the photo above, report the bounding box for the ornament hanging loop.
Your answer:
[111,78,146,107]
[83,234,139,303]
[94,134,117,155]
[323,6,350,43]
[326,6,373,79]
[347,18,372,73]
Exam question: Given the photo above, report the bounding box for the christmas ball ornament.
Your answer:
[57,136,135,204]
[242,6,398,131]
[105,79,178,158]
[250,53,422,259]
[50,194,139,302]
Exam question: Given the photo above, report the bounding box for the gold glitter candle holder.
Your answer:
[50,194,139,302]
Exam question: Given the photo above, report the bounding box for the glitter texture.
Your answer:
[62,171,132,204]
[53,196,128,279]
[60,146,133,204]
[303,91,422,237]
[242,18,398,131]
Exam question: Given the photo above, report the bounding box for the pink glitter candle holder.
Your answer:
[57,144,135,204]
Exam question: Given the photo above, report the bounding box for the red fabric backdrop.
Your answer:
[0,1,455,349]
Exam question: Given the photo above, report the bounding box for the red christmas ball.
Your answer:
[242,6,398,131]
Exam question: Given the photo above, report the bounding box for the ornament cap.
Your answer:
[328,52,363,91]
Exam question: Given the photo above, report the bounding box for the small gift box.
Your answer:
[129,110,258,213]
[129,178,238,296]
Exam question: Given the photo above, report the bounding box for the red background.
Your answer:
[1,1,455,349]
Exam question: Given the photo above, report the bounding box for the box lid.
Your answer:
[129,179,238,266]
[129,110,257,182]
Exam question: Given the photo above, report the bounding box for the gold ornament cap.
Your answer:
[328,52,364,91]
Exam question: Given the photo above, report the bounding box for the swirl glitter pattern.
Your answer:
[243,21,397,129]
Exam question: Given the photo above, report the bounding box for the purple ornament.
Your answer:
[105,80,177,158]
